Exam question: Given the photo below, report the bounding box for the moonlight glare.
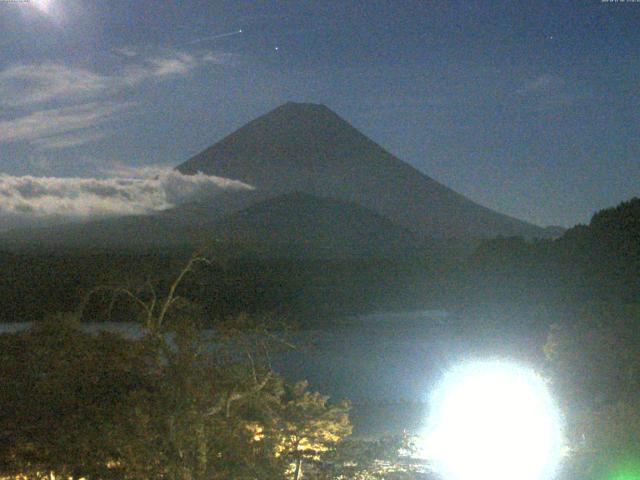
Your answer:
[419,360,564,480]
[30,0,55,14]
[17,0,66,23]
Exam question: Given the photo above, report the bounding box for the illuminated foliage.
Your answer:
[0,314,151,479]
[271,380,352,479]
[0,255,353,479]
[320,433,415,479]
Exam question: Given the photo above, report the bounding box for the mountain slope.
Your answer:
[209,191,424,258]
[0,192,427,258]
[178,102,546,238]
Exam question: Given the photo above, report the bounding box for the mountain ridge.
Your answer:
[0,102,553,254]
[177,102,547,239]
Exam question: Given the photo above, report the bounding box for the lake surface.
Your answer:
[0,309,550,404]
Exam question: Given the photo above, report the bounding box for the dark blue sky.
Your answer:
[1,0,638,226]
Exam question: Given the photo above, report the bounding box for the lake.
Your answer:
[0,308,552,434]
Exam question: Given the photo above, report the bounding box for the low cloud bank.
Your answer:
[0,168,252,229]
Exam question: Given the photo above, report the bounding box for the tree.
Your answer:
[320,433,414,479]
[0,313,152,479]
[73,253,352,479]
[544,302,640,479]
[0,252,355,479]
[272,380,352,479]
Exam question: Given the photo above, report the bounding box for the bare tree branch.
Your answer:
[205,371,274,418]
[156,254,211,328]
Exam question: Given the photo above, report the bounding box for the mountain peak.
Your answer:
[244,102,346,131]
[177,103,547,238]
[277,101,330,111]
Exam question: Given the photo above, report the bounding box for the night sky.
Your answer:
[1,0,639,227]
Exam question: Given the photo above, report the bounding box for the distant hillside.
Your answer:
[0,214,195,252]
[178,102,547,239]
[0,192,428,259]
[543,225,567,238]
[460,197,640,304]
[555,197,640,301]
[209,191,424,258]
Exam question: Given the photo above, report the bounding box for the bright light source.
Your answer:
[419,360,564,480]
[31,0,55,14]
[16,0,64,23]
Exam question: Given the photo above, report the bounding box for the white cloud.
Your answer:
[0,63,111,107]
[0,169,253,227]
[31,130,108,150]
[0,50,228,150]
[112,46,140,58]
[0,101,133,143]
[0,51,227,108]
[148,52,198,76]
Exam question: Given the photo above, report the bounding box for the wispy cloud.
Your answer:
[112,46,140,58]
[0,49,227,149]
[518,74,564,95]
[31,129,108,150]
[179,29,243,47]
[147,53,200,76]
[515,74,590,111]
[0,63,111,107]
[0,50,225,108]
[0,169,253,227]
[0,101,133,144]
